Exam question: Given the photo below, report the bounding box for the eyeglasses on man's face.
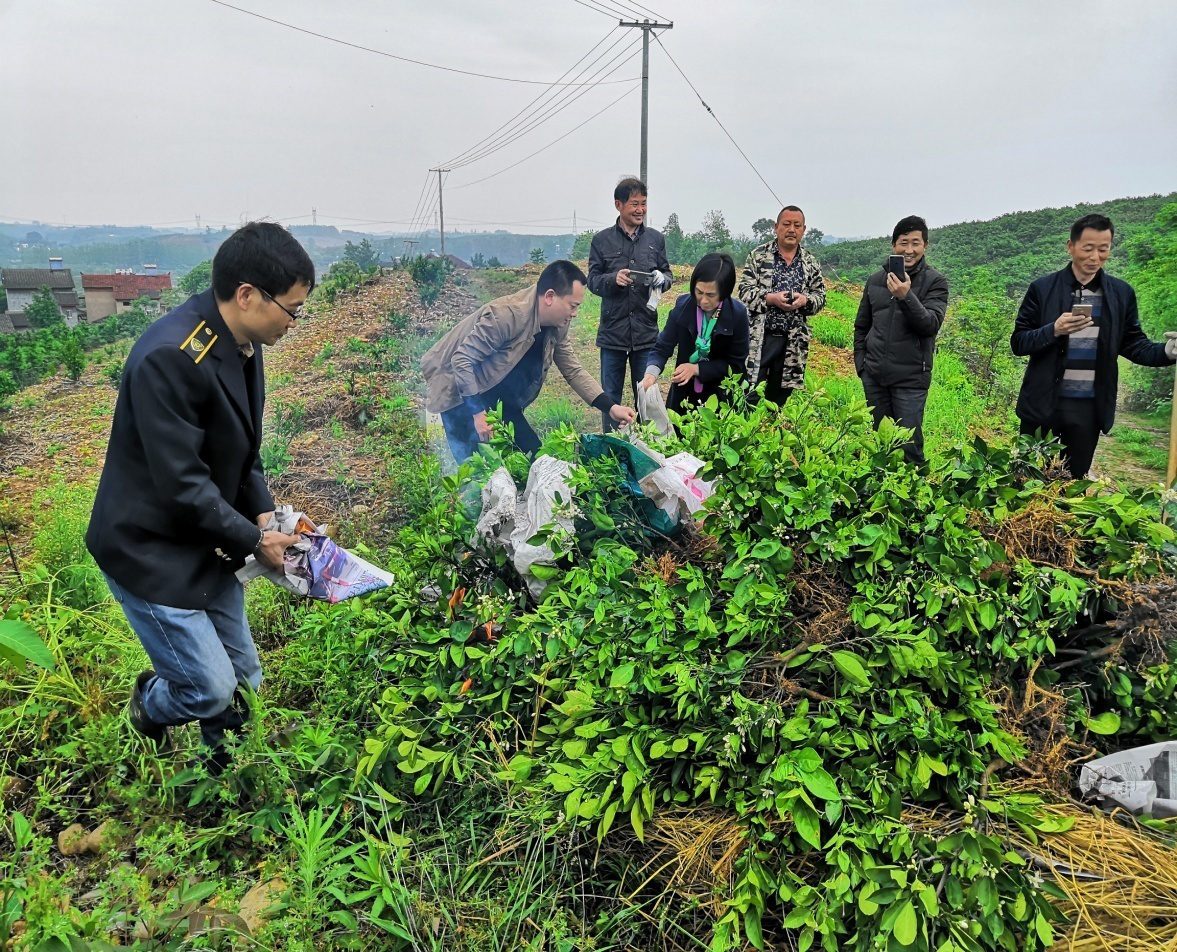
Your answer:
[240,282,306,321]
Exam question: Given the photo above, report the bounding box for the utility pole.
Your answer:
[403,238,419,260]
[429,167,449,255]
[619,19,673,184]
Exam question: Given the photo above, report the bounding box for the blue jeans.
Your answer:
[440,402,541,464]
[860,370,929,465]
[600,347,650,432]
[104,573,261,747]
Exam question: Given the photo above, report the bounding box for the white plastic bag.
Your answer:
[636,382,672,437]
[472,456,575,599]
[639,451,713,522]
[474,467,517,548]
[510,457,575,597]
[620,435,715,526]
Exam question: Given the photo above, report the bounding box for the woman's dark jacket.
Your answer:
[646,294,750,412]
[1010,266,1172,433]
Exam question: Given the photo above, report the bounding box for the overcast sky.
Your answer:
[2,0,1175,239]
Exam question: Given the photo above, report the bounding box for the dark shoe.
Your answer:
[128,670,169,746]
[198,687,250,775]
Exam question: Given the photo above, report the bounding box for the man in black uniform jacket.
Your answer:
[86,222,311,765]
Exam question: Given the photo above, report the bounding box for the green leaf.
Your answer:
[562,738,588,759]
[1084,710,1121,735]
[0,620,55,671]
[830,650,869,687]
[744,906,764,949]
[722,445,740,467]
[548,773,574,793]
[791,800,822,849]
[892,899,917,946]
[750,538,781,559]
[610,664,635,689]
[799,766,839,802]
[630,803,645,842]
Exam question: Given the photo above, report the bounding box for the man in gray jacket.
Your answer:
[422,260,636,462]
[588,177,671,431]
[853,215,949,465]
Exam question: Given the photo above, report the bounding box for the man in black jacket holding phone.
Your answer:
[1011,213,1177,479]
[588,176,671,431]
[853,215,949,465]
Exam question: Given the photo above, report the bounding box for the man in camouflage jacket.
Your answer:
[738,206,826,403]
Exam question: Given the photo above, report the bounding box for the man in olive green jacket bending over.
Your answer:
[422,260,637,462]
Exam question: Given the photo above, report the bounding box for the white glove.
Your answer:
[646,270,665,311]
[1166,331,1177,360]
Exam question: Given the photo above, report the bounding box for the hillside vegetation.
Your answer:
[1,244,1176,951]
[812,193,1177,295]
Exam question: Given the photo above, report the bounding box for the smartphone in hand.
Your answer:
[1072,303,1094,323]
[886,255,906,280]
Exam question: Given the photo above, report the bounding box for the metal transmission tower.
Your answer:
[619,19,672,184]
[429,167,450,255]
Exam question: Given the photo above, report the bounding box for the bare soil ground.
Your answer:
[0,269,480,571]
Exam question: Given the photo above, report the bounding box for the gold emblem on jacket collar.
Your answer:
[180,322,218,363]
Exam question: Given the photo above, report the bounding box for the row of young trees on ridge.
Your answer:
[0,288,162,398]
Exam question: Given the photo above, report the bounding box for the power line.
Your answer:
[651,32,783,207]
[410,174,441,244]
[402,173,436,243]
[445,33,643,171]
[571,0,668,22]
[619,0,671,22]
[442,28,621,169]
[449,82,641,191]
[444,32,641,170]
[205,0,640,87]
[569,0,630,18]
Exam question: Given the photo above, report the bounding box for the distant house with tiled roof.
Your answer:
[1,262,81,327]
[80,268,173,323]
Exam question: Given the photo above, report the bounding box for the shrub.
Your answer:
[407,255,453,307]
[347,389,1174,951]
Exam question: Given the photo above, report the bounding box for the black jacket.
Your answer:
[1011,266,1173,433]
[86,290,274,609]
[588,219,671,352]
[646,294,749,412]
[853,258,949,388]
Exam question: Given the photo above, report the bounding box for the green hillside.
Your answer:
[813,193,1177,295]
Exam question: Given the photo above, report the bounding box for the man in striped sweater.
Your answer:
[1011,214,1177,478]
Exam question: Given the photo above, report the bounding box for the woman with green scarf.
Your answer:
[641,253,750,413]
